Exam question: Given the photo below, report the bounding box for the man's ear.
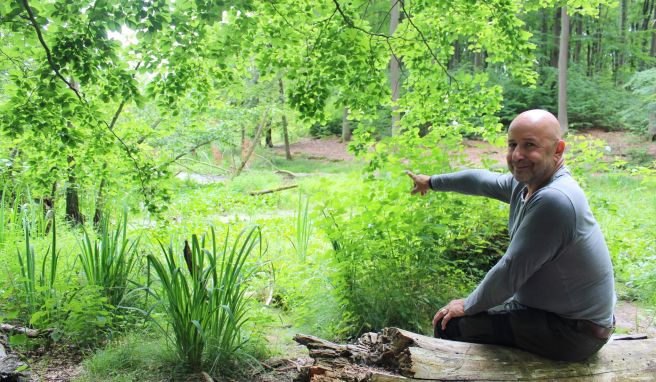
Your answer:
[555,140,566,158]
[556,139,565,155]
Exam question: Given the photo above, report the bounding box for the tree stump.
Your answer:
[294,328,656,381]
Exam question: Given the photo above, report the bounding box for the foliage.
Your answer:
[320,149,508,335]
[15,211,57,318]
[497,67,635,130]
[290,192,313,262]
[147,226,262,372]
[78,210,140,308]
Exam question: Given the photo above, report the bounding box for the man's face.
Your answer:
[506,122,562,188]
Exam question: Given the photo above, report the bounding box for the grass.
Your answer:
[585,172,656,303]
[147,226,263,372]
[74,332,179,382]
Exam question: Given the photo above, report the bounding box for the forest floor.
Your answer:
[12,131,656,382]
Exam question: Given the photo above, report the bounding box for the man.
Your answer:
[406,109,616,361]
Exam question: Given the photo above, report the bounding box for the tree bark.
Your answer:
[93,163,107,228]
[341,107,351,142]
[65,155,84,226]
[550,7,561,67]
[295,328,656,381]
[573,14,583,64]
[234,109,269,178]
[389,0,401,135]
[279,78,292,160]
[43,181,56,234]
[558,6,569,133]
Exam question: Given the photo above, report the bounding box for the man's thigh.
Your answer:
[435,305,608,361]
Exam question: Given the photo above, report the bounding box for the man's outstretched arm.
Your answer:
[406,169,514,203]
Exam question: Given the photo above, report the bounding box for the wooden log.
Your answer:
[248,184,298,196]
[0,324,52,338]
[295,328,656,381]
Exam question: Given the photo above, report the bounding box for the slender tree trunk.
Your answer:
[651,21,656,57]
[551,7,561,67]
[234,109,269,178]
[586,21,593,76]
[342,107,352,142]
[65,155,84,226]
[278,79,292,160]
[93,163,107,228]
[558,6,569,133]
[593,5,604,74]
[265,123,273,148]
[450,40,461,69]
[573,14,583,64]
[389,0,402,135]
[541,10,550,63]
[614,0,628,82]
[43,181,56,234]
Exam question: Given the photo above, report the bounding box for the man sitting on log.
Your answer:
[406,109,616,362]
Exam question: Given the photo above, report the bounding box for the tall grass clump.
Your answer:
[78,210,139,308]
[147,226,262,373]
[290,192,313,262]
[16,211,58,318]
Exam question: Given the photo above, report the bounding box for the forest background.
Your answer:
[0,0,655,381]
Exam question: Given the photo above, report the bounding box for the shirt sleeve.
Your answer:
[464,188,576,315]
[429,170,514,203]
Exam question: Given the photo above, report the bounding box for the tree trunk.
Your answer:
[278,78,292,160]
[550,7,561,67]
[341,107,351,142]
[296,328,656,381]
[573,14,583,64]
[558,6,569,133]
[649,110,656,141]
[541,10,550,63]
[93,163,107,228]
[265,123,273,148]
[65,155,84,226]
[614,0,628,81]
[651,16,656,57]
[593,5,604,74]
[389,0,401,135]
[43,181,56,234]
[234,109,269,178]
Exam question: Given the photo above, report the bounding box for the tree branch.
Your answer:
[21,0,85,101]
[399,2,457,85]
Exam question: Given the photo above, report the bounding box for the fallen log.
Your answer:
[248,184,298,196]
[0,324,52,338]
[295,328,656,381]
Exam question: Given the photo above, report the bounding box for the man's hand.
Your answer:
[405,170,431,196]
[433,299,466,330]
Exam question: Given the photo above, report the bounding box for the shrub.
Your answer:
[78,210,140,308]
[320,173,508,336]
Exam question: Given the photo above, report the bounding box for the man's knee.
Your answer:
[434,318,462,339]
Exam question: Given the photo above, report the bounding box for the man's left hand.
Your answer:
[433,299,466,330]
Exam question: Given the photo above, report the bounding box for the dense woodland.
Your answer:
[0,0,655,381]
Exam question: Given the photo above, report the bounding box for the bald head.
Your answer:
[509,109,562,141]
[506,109,566,196]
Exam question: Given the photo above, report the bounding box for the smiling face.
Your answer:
[506,110,566,194]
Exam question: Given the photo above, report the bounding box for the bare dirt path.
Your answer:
[276,130,656,165]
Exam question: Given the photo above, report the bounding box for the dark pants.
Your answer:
[434,302,610,362]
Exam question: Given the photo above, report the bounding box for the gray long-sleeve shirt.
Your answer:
[429,166,616,327]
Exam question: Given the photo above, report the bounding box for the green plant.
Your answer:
[147,226,262,372]
[290,192,313,262]
[16,211,58,318]
[78,209,140,308]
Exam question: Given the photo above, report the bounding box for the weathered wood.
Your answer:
[248,184,298,196]
[0,324,52,338]
[295,327,656,381]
